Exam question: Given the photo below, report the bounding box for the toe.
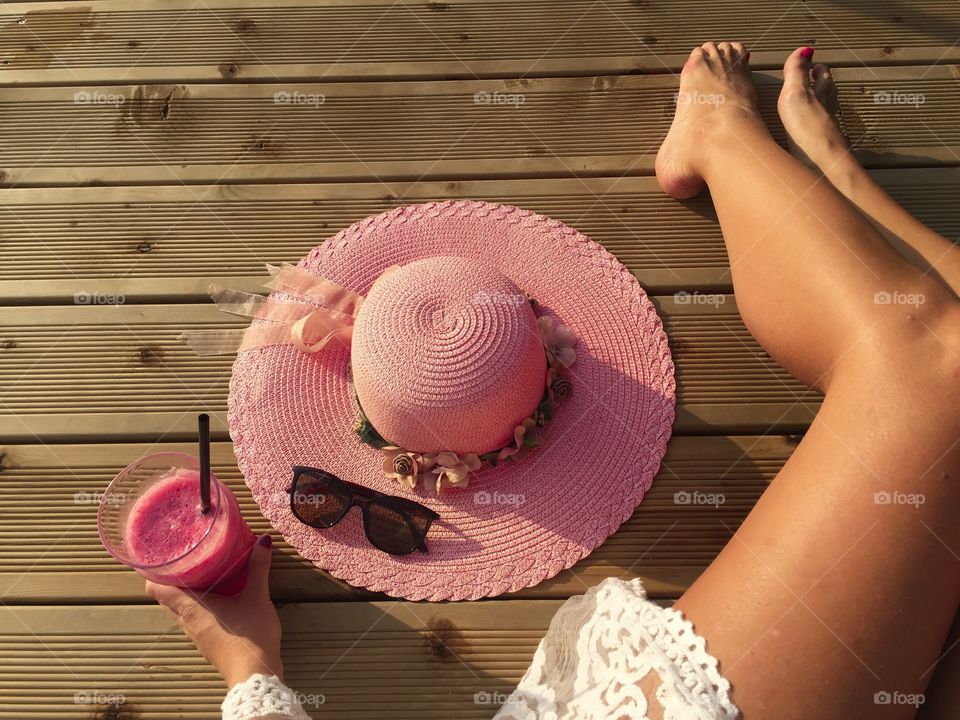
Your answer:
[812,64,839,110]
[701,41,720,60]
[783,46,815,92]
[718,41,734,61]
[811,63,833,87]
[728,41,750,68]
[683,46,707,72]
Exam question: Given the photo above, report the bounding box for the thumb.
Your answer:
[243,533,274,599]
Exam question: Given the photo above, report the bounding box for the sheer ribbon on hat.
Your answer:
[181,263,371,356]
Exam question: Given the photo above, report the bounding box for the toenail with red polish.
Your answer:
[743,51,751,61]
[800,47,815,60]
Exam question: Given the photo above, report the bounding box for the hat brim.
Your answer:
[228,200,675,601]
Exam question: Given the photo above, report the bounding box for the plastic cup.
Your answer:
[98,452,256,596]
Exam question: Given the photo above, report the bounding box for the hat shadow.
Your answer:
[439,347,676,554]
[528,433,776,600]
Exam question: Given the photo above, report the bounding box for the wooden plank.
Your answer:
[0,177,730,302]
[0,443,377,603]
[0,436,791,602]
[1,0,958,84]
[0,297,820,442]
[3,168,958,304]
[658,295,823,434]
[0,67,957,187]
[0,599,555,718]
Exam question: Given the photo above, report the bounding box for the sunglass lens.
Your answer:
[365,498,429,555]
[291,471,350,527]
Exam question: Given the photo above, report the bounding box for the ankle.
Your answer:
[696,112,772,180]
[814,151,866,195]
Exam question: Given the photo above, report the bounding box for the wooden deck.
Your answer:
[0,1,957,717]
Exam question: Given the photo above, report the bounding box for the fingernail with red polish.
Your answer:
[800,47,815,60]
[259,533,272,548]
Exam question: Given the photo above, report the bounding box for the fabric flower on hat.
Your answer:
[498,417,541,462]
[432,451,482,494]
[382,446,436,490]
[538,316,577,368]
[546,365,573,404]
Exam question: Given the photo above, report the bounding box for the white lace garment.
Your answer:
[222,578,738,720]
[222,674,312,720]
[494,577,738,720]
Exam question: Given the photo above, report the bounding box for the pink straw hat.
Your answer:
[224,200,675,601]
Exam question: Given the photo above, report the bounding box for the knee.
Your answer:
[857,290,960,391]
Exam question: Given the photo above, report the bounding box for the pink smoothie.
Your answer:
[124,467,255,593]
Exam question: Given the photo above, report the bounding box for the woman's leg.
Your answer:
[917,611,960,720]
[777,55,960,712]
[657,44,959,391]
[656,42,960,720]
[776,48,960,296]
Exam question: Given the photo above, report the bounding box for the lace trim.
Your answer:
[494,577,739,720]
[221,674,312,720]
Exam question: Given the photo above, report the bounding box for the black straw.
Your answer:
[198,413,211,515]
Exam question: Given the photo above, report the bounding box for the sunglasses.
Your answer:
[289,466,440,555]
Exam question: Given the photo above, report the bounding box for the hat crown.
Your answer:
[352,256,546,455]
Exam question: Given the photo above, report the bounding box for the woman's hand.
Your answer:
[145,533,283,688]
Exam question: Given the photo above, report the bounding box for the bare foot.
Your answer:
[655,41,766,199]
[777,47,850,173]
